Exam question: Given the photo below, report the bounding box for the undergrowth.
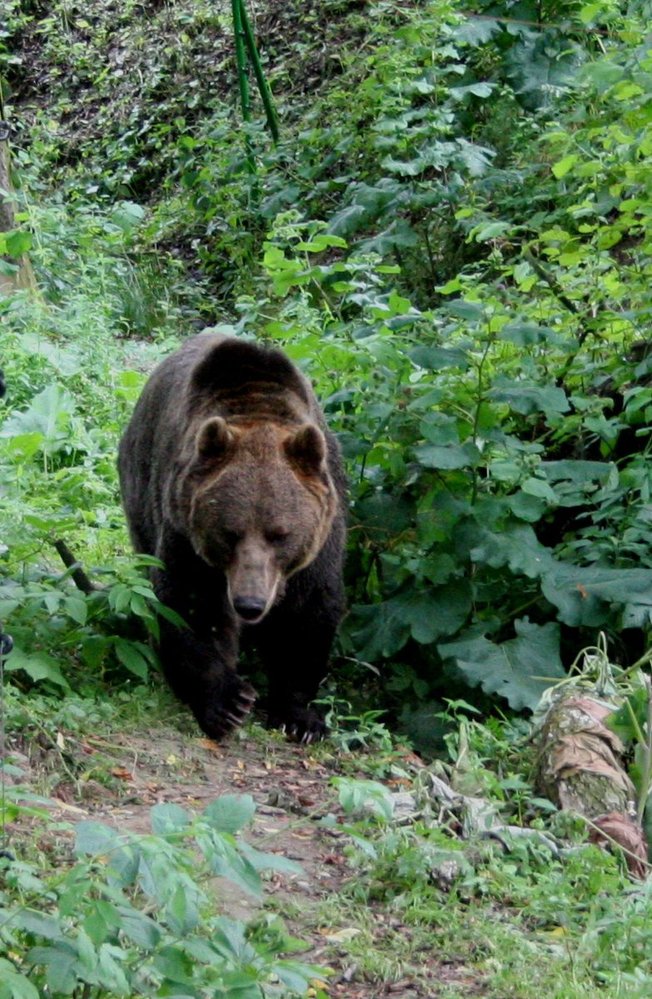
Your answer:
[0,786,324,997]
[4,0,652,738]
[2,0,652,993]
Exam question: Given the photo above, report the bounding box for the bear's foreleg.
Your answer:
[152,549,256,740]
[158,612,256,739]
[256,582,344,741]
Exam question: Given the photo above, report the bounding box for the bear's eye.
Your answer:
[266,529,289,545]
[223,529,244,548]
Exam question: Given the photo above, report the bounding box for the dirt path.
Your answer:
[88,728,349,924]
[9,718,483,998]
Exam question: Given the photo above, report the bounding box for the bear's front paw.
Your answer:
[268,706,328,744]
[197,677,257,741]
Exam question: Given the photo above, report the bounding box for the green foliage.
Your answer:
[7,0,652,992]
[333,776,395,822]
[4,0,652,735]
[324,720,652,996]
[0,795,321,997]
[0,201,193,693]
[225,205,652,728]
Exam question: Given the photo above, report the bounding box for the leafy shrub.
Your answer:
[3,0,652,741]
[0,794,322,997]
[230,205,652,731]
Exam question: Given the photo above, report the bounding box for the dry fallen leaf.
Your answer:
[590,811,649,880]
[111,767,133,781]
[321,927,362,942]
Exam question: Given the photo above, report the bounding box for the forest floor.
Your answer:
[6,701,487,998]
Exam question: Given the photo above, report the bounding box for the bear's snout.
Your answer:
[232,594,268,623]
[225,536,282,624]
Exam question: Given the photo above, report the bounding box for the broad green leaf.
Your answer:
[209,839,262,897]
[3,646,70,690]
[450,82,495,100]
[2,432,43,459]
[116,906,162,950]
[539,460,615,484]
[348,602,410,661]
[439,619,565,711]
[82,900,120,947]
[109,584,133,614]
[552,154,578,178]
[399,583,472,644]
[114,638,150,680]
[499,323,552,346]
[151,802,191,834]
[4,230,33,257]
[20,333,85,376]
[75,821,120,856]
[217,976,261,998]
[579,2,603,22]
[64,595,88,626]
[155,602,189,630]
[203,794,256,833]
[152,944,195,984]
[473,221,510,241]
[333,777,394,820]
[238,841,303,875]
[457,138,495,176]
[295,233,347,252]
[327,204,367,237]
[13,911,65,941]
[0,964,39,999]
[409,345,470,370]
[24,512,76,532]
[110,200,145,231]
[105,842,140,886]
[446,299,484,321]
[349,580,471,660]
[75,928,97,976]
[419,412,460,446]
[470,522,555,578]
[489,382,569,417]
[521,477,558,503]
[508,492,547,522]
[355,492,413,535]
[453,17,500,44]
[542,565,652,628]
[167,883,199,936]
[0,384,76,455]
[415,442,481,469]
[212,917,254,961]
[26,944,78,994]
[97,943,130,996]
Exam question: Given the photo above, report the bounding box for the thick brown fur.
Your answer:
[118,332,346,741]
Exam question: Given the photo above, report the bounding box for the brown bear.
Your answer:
[118,332,346,741]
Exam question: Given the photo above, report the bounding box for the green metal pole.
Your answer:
[231,0,250,122]
[238,0,279,143]
[231,0,255,172]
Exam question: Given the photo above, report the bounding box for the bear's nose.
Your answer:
[233,596,267,622]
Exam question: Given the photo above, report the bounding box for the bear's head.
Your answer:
[186,417,337,624]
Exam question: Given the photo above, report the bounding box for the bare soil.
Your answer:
[8,718,485,997]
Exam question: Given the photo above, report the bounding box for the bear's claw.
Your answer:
[198,679,257,741]
[268,706,328,743]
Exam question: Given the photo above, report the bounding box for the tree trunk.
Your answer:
[0,137,37,293]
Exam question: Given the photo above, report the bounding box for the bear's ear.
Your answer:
[195,417,236,462]
[284,424,327,477]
